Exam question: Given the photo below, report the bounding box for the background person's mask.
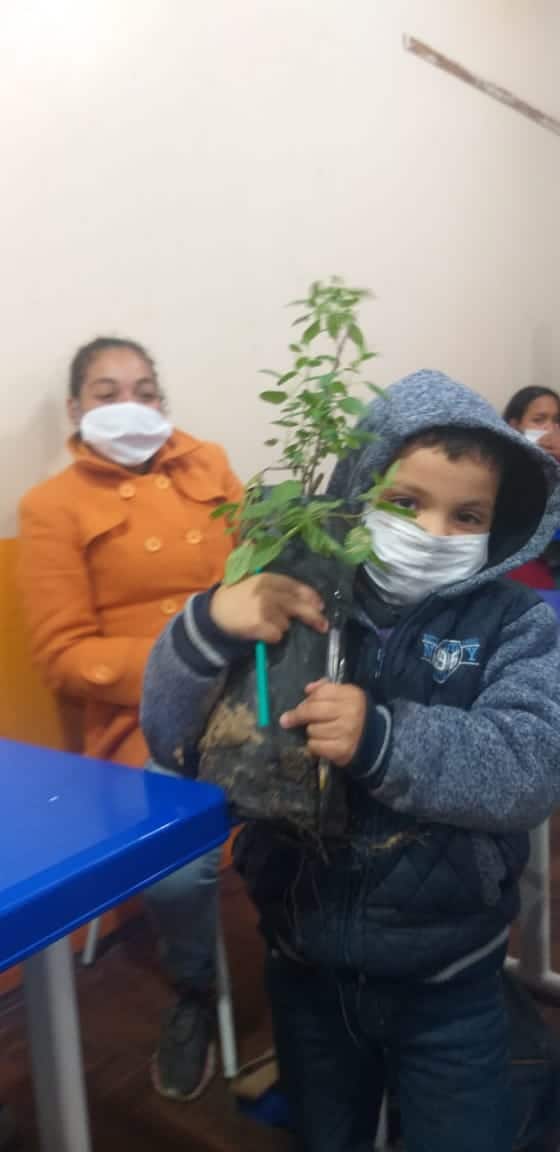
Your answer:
[523,428,546,445]
[80,401,172,467]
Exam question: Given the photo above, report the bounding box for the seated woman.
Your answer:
[503,385,560,589]
[18,336,242,1102]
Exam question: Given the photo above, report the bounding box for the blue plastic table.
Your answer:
[0,739,228,1152]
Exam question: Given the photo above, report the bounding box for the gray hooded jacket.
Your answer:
[142,370,560,980]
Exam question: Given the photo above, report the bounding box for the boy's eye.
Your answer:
[457,511,483,527]
[387,495,416,511]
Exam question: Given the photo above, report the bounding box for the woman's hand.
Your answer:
[210,574,327,644]
[280,679,367,766]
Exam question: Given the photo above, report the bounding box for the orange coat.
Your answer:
[18,430,243,767]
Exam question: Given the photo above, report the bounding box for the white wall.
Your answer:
[0,0,559,534]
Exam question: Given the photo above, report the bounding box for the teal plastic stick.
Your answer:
[255,640,270,728]
[254,568,270,727]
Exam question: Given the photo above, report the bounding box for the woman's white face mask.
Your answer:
[80,401,172,467]
[363,508,489,607]
[523,428,545,445]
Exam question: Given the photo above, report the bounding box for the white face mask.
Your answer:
[523,428,545,445]
[80,401,172,467]
[363,508,489,607]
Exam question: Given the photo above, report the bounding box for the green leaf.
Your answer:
[240,502,276,521]
[278,370,298,386]
[305,499,344,518]
[250,536,285,571]
[259,390,287,404]
[300,389,320,406]
[265,479,303,506]
[326,313,343,340]
[341,525,374,566]
[302,319,321,345]
[224,542,254,585]
[301,521,341,557]
[377,499,415,518]
[339,396,367,417]
[210,501,238,520]
[348,323,365,350]
[292,313,312,327]
[264,438,279,446]
[301,520,327,553]
[378,461,400,490]
[259,369,281,378]
[366,382,384,396]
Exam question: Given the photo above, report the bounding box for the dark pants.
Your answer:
[267,951,514,1152]
[143,763,220,991]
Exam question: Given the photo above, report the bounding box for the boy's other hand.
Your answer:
[280,680,367,767]
[210,574,327,644]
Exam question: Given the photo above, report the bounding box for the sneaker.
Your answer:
[151,992,216,1102]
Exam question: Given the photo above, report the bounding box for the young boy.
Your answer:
[142,370,560,1152]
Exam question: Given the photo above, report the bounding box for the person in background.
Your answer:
[18,337,243,1102]
[503,385,560,588]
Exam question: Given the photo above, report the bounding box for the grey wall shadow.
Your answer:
[531,324,560,391]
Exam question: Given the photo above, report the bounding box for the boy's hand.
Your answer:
[210,574,328,644]
[280,680,367,766]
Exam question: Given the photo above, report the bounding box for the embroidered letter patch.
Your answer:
[421,634,480,684]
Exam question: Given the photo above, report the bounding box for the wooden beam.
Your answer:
[403,34,560,138]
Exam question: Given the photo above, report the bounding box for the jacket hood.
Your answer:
[328,369,560,591]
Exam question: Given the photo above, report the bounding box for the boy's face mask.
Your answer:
[363,508,489,607]
[80,401,172,467]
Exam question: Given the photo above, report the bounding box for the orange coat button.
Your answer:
[145,536,162,553]
[155,475,170,490]
[185,529,202,545]
[91,664,112,684]
[119,482,136,499]
[160,598,178,616]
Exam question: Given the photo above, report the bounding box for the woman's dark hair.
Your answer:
[503,386,560,426]
[69,337,159,400]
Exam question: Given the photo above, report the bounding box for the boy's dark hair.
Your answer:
[503,386,560,425]
[403,426,506,474]
[403,424,547,563]
[69,337,159,400]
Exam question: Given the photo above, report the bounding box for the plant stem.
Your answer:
[302,327,349,495]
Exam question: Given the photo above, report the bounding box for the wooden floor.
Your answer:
[2,823,560,1152]
[0,869,290,1152]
